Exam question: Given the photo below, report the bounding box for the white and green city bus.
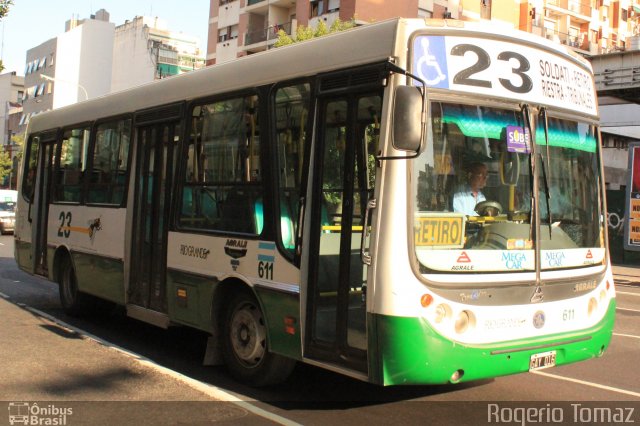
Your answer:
[15,18,615,386]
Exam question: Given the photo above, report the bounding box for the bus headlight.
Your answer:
[434,304,452,324]
[455,310,476,334]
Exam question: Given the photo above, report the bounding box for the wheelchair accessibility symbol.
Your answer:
[413,36,449,89]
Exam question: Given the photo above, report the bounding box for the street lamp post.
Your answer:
[40,74,89,101]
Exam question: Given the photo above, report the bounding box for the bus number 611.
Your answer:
[258,261,273,280]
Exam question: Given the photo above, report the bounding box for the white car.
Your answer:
[0,200,16,234]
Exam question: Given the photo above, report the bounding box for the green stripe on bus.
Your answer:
[373,299,615,386]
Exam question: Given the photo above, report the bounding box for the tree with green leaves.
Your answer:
[274,18,356,48]
[0,149,12,185]
[1,132,23,188]
[0,0,13,73]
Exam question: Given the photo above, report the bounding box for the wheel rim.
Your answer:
[229,301,266,368]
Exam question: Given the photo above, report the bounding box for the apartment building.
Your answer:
[207,0,640,65]
[208,0,431,64]
[20,9,205,128]
[0,72,24,145]
[112,16,206,93]
[21,13,114,123]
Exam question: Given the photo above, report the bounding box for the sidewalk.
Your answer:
[612,263,640,286]
[0,295,277,425]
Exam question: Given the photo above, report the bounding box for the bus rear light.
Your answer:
[606,280,611,291]
[587,297,598,317]
[434,304,452,324]
[421,293,434,308]
[455,310,476,334]
[284,316,297,335]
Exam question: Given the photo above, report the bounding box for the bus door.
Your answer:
[32,134,58,276]
[129,104,182,315]
[305,88,381,373]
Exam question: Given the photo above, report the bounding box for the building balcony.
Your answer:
[545,0,592,23]
[244,21,292,50]
[245,0,269,15]
[541,27,591,52]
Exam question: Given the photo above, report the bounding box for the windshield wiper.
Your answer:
[539,107,553,239]
[521,104,541,288]
[520,104,535,240]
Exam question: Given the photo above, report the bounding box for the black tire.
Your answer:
[58,255,91,316]
[221,290,296,387]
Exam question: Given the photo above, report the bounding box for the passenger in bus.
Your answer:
[453,162,487,216]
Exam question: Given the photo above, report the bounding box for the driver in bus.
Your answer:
[453,162,487,216]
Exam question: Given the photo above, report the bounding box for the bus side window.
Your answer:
[179,94,262,235]
[22,135,40,203]
[274,83,311,253]
[87,118,132,205]
[53,127,90,204]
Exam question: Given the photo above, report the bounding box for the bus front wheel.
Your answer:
[221,290,295,387]
[58,256,90,316]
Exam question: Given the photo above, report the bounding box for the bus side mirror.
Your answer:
[392,85,423,153]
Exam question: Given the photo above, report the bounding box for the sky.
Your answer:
[0,0,210,75]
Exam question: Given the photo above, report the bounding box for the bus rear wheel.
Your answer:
[221,290,295,387]
[58,256,90,316]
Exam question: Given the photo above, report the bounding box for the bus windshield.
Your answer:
[411,101,604,274]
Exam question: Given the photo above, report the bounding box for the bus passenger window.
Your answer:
[22,135,40,203]
[179,94,262,234]
[275,83,311,252]
[53,127,90,203]
[87,119,132,205]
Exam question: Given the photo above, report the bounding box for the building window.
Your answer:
[36,83,46,97]
[218,25,238,43]
[218,28,229,42]
[310,0,325,18]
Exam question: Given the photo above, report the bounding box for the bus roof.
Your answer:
[27,18,594,133]
[27,18,402,134]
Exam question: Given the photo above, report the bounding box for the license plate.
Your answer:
[529,350,556,371]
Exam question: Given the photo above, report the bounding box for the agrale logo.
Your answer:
[8,402,73,425]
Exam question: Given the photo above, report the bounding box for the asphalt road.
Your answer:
[0,234,639,425]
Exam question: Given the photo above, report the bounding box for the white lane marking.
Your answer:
[531,370,640,398]
[617,291,640,297]
[16,303,301,426]
[617,307,640,313]
[613,333,640,340]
